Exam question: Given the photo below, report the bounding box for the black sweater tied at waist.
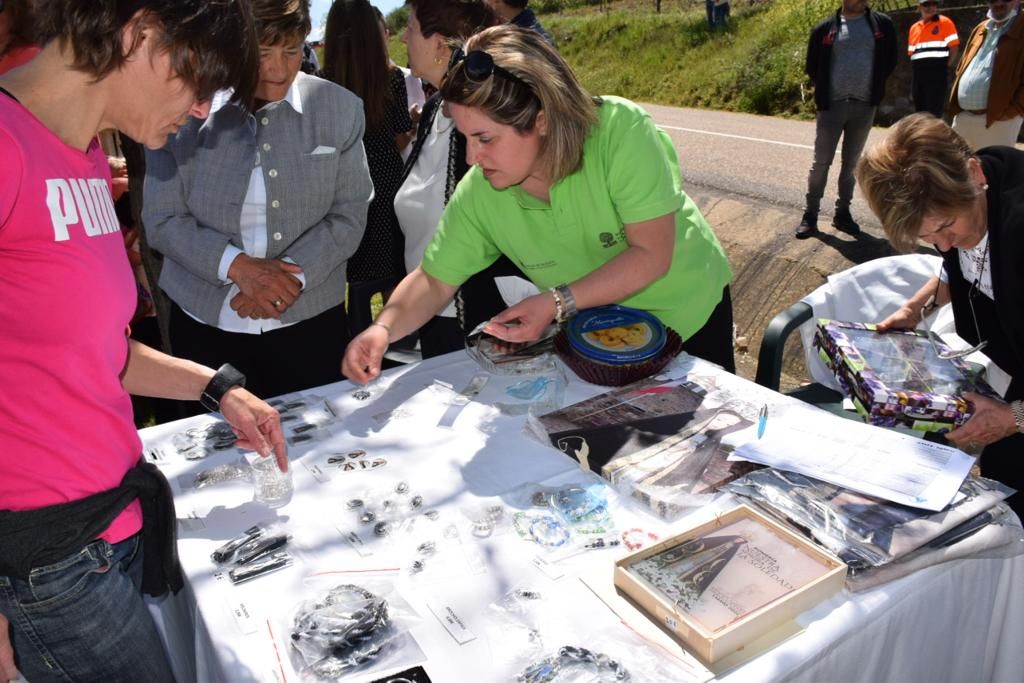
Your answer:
[0,460,182,597]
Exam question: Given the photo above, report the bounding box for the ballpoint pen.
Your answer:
[757,404,768,439]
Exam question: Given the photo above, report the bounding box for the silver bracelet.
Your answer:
[1011,400,1024,434]
[371,320,392,340]
[554,284,577,320]
[518,645,630,682]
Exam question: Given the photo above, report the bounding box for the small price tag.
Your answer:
[341,529,374,557]
[531,554,566,580]
[425,597,477,645]
[303,461,330,483]
[226,598,259,635]
[177,510,206,532]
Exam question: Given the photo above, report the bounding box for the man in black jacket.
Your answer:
[796,0,897,239]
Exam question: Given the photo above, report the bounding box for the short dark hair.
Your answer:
[0,0,37,56]
[34,0,259,105]
[251,0,312,46]
[407,0,497,41]
[504,0,529,10]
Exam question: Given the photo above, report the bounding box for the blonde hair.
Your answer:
[439,25,599,182]
[856,113,978,253]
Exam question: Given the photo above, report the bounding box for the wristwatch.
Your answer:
[1011,400,1024,435]
[199,363,247,412]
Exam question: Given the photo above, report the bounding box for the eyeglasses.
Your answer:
[921,262,987,360]
[450,49,529,90]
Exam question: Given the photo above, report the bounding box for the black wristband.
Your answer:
[199,363,247,412]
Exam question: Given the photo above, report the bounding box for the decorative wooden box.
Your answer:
[813,319,994,432]
[613,504,846,664]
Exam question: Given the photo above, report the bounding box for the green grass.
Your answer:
[385,0,843,119]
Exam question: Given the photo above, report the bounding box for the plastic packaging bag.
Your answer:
[724,468,1015,571]
[287,577,422,680]
[465,321,560,375]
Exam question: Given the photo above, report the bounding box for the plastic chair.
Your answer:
[754,254,945,411]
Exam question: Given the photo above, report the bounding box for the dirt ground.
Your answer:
[686,186,894,390]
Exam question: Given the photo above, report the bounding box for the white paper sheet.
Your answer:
[722,404,975,511]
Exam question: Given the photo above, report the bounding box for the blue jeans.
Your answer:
[0,535,175,682]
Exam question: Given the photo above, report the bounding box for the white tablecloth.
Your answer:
[142,352,1024,683]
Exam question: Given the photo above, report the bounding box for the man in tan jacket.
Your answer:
[949,0,1024,149]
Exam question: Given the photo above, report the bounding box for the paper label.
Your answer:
[303,461,330,483]
[342,529,374,557]
[226,598,259,635]
[425,597,477,645]
[177,510,206,532]
[531,554,566,580]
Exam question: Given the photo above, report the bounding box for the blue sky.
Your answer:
[309,0,406,39]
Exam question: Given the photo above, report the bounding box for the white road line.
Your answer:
[656,123,814,150]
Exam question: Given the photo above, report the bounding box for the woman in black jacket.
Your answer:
[859,113,1024,515]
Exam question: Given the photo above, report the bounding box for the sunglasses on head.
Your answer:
[451,49,529,89]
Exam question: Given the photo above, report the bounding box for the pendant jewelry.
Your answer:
[352,389,372,401]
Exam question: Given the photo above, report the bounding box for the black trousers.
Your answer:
[681,286,735,373]
[418,315,463,359]
[980,432,1024,520]
[169,301,349,409]
[912,61,949,119]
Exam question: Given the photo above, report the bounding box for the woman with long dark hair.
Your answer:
[323,0,412,313]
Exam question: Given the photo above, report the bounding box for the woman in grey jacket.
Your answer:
[145,0,372,402]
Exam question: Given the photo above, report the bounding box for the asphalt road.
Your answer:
[642,102,889,234]
[634,103,901,385]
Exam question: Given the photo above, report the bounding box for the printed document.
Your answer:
[723,404,974,511]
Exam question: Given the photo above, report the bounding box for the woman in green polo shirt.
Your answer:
[342,24,733,383]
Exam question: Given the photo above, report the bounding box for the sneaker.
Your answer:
[795,212,818,239]
[832,210,861,235]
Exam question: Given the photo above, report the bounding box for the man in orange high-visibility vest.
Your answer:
[907,0,960,118]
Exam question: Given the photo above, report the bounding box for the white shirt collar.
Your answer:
[273,72,304,115]
[207,72,306,117]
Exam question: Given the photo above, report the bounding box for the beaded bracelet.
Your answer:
[549,287,566,324]
[621,528,660,552]
[528,515,571,548]
[291,584,391,677]
[554,284,577,320]
[518,645,631,682]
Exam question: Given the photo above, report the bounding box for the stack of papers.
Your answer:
[722,404,975,511]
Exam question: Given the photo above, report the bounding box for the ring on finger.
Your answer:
[272,299,283,309]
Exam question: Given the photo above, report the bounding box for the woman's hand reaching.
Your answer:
[483,293,557,343]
